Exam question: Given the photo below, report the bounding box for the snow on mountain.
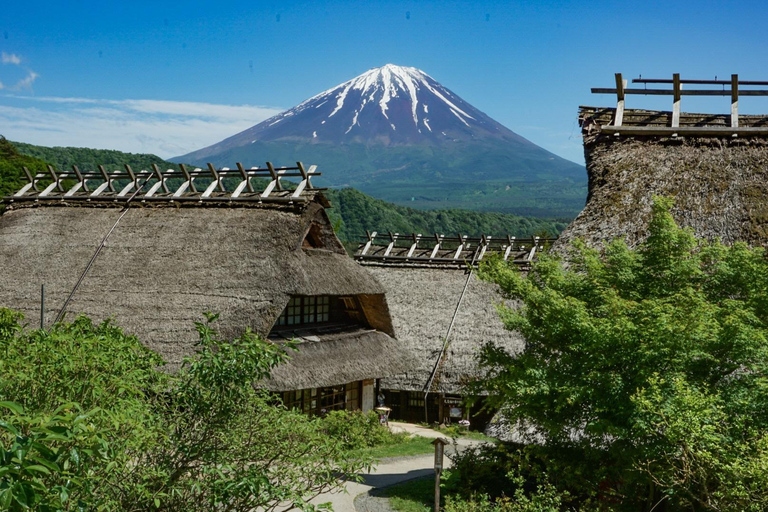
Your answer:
[189,64,533,153]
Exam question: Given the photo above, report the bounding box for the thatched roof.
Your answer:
[0,194,401,387]
[265,326,407,391]
[555,107,768,251]
[362,264,522,394]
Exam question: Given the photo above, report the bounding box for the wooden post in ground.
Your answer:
[432,438,449,512]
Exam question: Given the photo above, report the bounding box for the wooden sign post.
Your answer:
[432,438,449,512]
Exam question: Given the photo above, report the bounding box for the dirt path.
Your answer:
[310,422,484,512]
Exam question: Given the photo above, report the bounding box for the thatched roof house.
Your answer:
[354,233,544,424]
[558,74,768,250]
[0,162,407,412]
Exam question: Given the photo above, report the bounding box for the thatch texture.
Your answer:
[265,327,410,391]
[364,265,522,394]
[0,199,394,379]
[555,113,768,251]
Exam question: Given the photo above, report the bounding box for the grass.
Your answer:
[383,476,435,512]
[350,435,436,459]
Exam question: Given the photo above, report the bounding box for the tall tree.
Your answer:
[477,197,768,511]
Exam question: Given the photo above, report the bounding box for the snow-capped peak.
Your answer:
[206,63,520,148]
[295,64,475,128]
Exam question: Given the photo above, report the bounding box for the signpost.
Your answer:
[432,438,449,512]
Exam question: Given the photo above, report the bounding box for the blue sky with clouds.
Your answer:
[2,0,768,163]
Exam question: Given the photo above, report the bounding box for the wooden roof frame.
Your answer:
[591,73,768,136]
[355,231,553,267]
[4,162,322,206]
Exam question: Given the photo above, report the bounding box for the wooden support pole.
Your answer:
[360,231,377,255]
[237,162,255,192]
[266,162,283,191]
[292,163,317,198]
[407,233,420,258]
[430,234,442,260]
[453,234,465,260]
[98,165,115,192]
[731,74,739,128]
[614,73,626,127]
[180,164,197,193]
[49,165,64,192]
[72,165,89,191]
[672,73,682,128]
[383,232,396,257]
[152,164,170,193]
[207,163,225,192]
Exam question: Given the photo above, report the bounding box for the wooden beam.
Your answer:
[47,165,64,192]
[430,234,442,260]
[504,236,515,261]
[291,163,317,198]
[591,88,768,96]
[96,165,115,193]
[600,125,768,136]
[477,235,490,260]
[237,162,255,193]
[406,233,421,258]
[634,77,768,86]
[360,231,377,255]
[207,163,225,192]
[731,74,739,128]
[266,162,283,191]
[453,234,466,260]
[179,164,197,193]
[614,73,625,127]
[383,232,396,257]
[72,165,89,192]
[672,73,681,128]
[152,164,170,193]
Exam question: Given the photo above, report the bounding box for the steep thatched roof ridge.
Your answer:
[555,121,768,251]
[0,198,391,371]
[365,266,522,394]
[264,328,413,391]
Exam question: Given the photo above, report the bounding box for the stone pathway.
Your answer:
[310,422,484,512]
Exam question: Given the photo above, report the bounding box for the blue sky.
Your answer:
[2,0,768,164]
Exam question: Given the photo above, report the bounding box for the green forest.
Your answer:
[0,138,570,243]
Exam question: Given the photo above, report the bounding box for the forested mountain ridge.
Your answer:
[0,138,51,212]
[2,139,569,243]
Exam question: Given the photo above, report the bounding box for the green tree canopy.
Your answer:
[0,311,371,511]
[477,197,768,511]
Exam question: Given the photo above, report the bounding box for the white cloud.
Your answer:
[15,71,38,89]
[1,52,21,65]
[0,96,285,158]
[0,52,38,91]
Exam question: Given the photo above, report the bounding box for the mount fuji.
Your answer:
[175,65,586,217]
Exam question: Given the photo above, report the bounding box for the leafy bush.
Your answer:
[0,309,372,511]
[321,409,403,450]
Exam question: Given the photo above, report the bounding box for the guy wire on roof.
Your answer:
[51,175,152,328]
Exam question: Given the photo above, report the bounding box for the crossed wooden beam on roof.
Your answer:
[355,231,554,267]
[591,73,768,136]
[5,162,320,205]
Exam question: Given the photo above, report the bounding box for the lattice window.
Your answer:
[275,295,358,328]
[319,385,347,412]
[408,391,425,408]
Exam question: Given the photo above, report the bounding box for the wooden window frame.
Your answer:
[275,295,361,328]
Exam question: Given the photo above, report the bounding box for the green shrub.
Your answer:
[0,309,373,511]
[320,410,394,450]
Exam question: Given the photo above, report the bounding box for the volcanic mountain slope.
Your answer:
[176,64,586,218]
